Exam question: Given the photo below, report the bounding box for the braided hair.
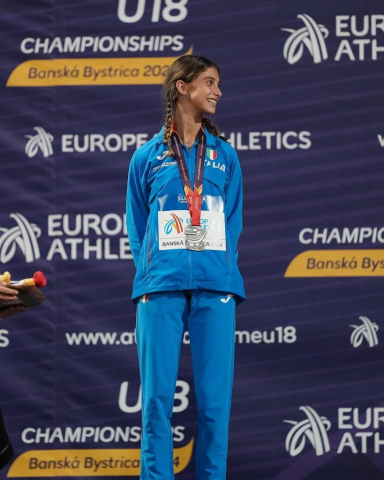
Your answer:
[162,55,224,157]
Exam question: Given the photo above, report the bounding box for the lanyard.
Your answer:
[171,129,206,226]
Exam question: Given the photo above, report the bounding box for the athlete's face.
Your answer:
[181,67,222,115]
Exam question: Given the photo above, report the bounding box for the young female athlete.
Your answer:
[126,54,245,479]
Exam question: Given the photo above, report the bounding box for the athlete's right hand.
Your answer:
[0,281,19,301]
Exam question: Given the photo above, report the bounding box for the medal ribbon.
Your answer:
[171,128,206,226]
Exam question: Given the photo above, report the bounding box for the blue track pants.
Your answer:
[136,290,236,479]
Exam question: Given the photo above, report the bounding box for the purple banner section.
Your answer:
[1,0,384,479]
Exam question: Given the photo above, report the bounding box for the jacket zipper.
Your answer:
[188,251,192,289]
[143,224,149,273]
[148,234,151,270]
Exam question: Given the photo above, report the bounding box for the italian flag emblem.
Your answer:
[206,148,217,160]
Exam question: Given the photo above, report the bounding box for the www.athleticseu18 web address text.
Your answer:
[65,327,298,346]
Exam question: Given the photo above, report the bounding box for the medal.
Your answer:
[185,225,207,251]
[171,127,207,252]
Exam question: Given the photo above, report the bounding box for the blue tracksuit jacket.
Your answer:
[126,125,245,303]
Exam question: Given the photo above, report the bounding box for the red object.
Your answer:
[33,271,47,288]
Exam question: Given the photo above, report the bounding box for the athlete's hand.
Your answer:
[0,281,19,301]
[0,282,26,319]
[0,305,26,319]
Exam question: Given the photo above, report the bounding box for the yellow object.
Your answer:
[0,271,11,285]
[7,49,193,88]
[7,439,194,477]
[285,249,384,277]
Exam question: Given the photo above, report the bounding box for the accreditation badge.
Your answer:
[158,211,226,251]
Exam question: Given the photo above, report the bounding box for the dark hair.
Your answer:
[162,55,222,156]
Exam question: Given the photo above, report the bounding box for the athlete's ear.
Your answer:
[176,80,187,95]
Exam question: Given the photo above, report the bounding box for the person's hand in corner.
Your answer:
[0,281,26,319]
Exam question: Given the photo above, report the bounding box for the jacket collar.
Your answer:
[156,124,217,148]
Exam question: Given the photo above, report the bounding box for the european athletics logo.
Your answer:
[350,316,379,348]
[282,14,329,65]
[284,406,331,457]
[25,126,54,158]
[164,213,184,235]
[0,213,41,264]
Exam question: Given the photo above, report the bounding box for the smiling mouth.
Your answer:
[207,99,217,106]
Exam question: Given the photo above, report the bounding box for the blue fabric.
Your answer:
[126,126,246,303]
[136,290,236,479]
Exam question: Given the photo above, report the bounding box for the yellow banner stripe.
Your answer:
[285,250,384,277]
[7,49,192,87]
[7,439,194,477]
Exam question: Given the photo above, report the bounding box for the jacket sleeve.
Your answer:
[126,150,149,267]
[225,149,243,262]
